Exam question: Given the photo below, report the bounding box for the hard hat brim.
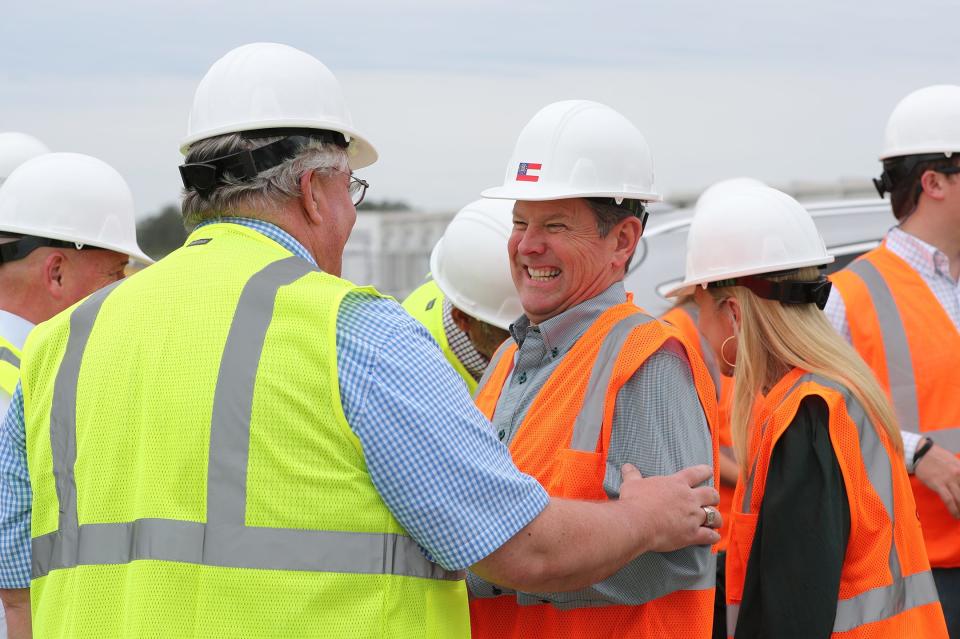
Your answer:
[0,223,155,265]
[180,120,378,170]
[481,184,662,203]
[663,255,835,299]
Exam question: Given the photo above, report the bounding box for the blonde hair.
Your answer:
[708,267,903,473]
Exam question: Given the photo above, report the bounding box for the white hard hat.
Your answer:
[482,100,661,203]
[430,198,522,330]
[880,85,960,160]
[666,186,833,297]
[181,42,377,170]
[0,132,49,182]
[0,153,153,264]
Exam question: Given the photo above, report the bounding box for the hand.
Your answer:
[619,463,721,552]
[915,444,960,519]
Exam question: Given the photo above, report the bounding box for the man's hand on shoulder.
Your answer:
[619,464,721,551]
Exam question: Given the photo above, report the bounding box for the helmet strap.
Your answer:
[708,274,832,310]
[179,130,349,197]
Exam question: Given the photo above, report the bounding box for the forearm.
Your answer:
[471,496,653,593]
[0,587,31,639]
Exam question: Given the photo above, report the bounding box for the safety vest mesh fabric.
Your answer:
[830,245,960,568]
[725,369,947,639]
[20,223,469,639]
[471,301,720,639]
[402,280,478,394]
[0,334,22,397]
[661,304,735,552]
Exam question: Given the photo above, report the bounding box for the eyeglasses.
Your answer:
[329,168,369,207]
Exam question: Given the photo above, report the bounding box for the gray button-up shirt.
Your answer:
[469,282,715,608]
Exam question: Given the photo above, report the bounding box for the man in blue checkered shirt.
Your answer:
[0,44,720,637]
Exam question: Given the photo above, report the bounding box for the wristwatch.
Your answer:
[913,436,935,468]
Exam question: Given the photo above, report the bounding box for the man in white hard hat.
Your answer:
[403,199,520,394]
[827,84,960,636]
[0,151,151,639]
[0,44,720,638]
[468,100,719,639]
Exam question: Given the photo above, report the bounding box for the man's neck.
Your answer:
[900,207,960,281]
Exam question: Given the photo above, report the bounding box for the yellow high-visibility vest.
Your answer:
[402,280,478,394]
[22,223,469,638]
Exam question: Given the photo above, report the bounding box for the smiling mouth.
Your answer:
[526,267,561,282]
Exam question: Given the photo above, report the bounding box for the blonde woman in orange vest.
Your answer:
[668,184,949,638]
[469,100,722,639]
[827,85,960,637]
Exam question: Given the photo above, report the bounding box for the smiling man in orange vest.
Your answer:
[467,100,720,639]
[827,85,960,637]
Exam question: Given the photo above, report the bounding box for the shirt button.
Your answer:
[518,372,527,384]
[492,587,502,596]
[498,430,506,441]
[551,347,559,358]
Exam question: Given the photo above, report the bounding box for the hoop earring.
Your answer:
[721,335,737,369]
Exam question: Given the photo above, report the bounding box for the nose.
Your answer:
[515,226,546,256]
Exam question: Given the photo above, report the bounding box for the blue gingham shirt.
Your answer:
[0,217,548,587]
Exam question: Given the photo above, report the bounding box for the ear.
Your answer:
[725,296,743,332]
[612,216,643,268]
[920,169,950,202]
[42,252,67,299]
[299,169,327,226]
[450,305,472,334]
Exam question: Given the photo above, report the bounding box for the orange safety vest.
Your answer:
[662,303,735,552]
[830,244,960,568]
[471,301,719,639]
[725,368,947,638]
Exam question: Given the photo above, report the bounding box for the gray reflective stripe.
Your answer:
[847,260,921,432]
[46,280,123,578]
[928,428,960,454]
[0,347,20,369]
[207,257,316,527]
[680,302,722,396]
[474,339,513,400]
[34,258,460,582]
[833,569,940,633]
[33,520,459,581]
[727,603,739,637]
[569,313,654,452]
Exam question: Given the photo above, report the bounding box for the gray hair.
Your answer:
[180,132,349,226]
[586,199,644,270]
[587,199,638,237]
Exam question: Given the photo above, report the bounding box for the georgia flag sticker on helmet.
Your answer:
[516,162,541,182]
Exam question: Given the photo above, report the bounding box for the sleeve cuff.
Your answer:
[902,431,923,473]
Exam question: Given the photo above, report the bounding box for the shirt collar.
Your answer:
[509,281,627,354]
[195,217,317,267]
[886,226,953,281]
[0,310,35,350]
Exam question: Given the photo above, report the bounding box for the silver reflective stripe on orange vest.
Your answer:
[569,313,654,452]
[0,347,20,369]
[728,373,940,634]
[32,257,461,582]
[846,260,921,434]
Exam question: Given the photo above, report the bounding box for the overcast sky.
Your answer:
[2,1,957,218]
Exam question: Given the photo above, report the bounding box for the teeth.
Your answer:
[528,267,561,281]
